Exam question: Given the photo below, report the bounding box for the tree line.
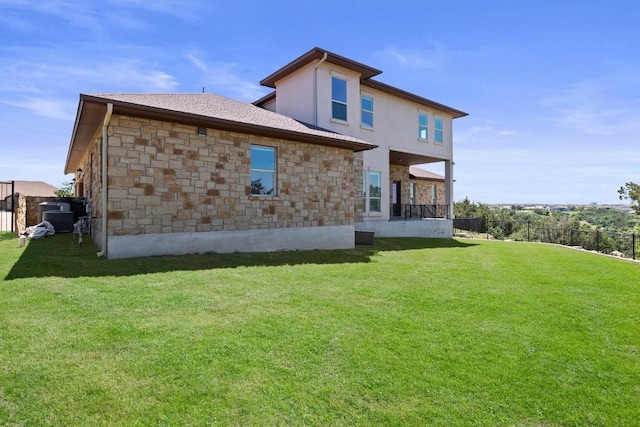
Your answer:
[453,198,640,258]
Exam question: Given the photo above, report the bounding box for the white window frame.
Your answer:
[361,95,374,128]
[363,170,382,214]
[418,112,428,140]
[331,76,348,122]
[250,145,277,196]
[435,116,444,144]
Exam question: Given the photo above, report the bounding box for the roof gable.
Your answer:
[260,47,382,88]
[258,47,467,118]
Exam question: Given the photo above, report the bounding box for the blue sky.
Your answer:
[1,0,638,205]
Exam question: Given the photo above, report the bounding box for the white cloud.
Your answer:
[0,0,204,25]
[186,53,268,101]
[455,119,521,145]
[3,98,77,120]
[0,54,179,118]
[108,0,203,21]
[541,73,640,136]
[375,44,444,70]
[0,56,179,91]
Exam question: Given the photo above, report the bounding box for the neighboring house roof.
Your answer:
[66,92,376,174]
[13,180,58,196]
[257,47,468,119]
[409,166,445,181]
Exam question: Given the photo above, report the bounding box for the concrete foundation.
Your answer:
[355,219,452,238]
[105,225,355,259]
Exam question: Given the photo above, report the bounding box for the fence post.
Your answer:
[11,180,15,234]
[633,233,636,261]
[596,230,600,252]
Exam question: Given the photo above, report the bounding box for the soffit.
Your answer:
[389,150,444,166]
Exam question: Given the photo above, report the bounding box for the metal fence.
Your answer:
[391,204,449,220]
[454,216,638,260]
[0,180,15,233]
[453,217,484,233]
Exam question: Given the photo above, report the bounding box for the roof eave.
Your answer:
[253,91,276,107]
[361,79,468,119]
[65,97,107,174]
[260,47,382,88]
[68,96,377,161]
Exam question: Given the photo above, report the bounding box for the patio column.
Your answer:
[444,160,454,219]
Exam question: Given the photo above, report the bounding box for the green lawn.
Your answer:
[1,234,639,426]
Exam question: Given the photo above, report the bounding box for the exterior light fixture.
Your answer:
[76,168,84,179]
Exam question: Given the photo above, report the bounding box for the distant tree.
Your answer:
[454,197,476,218]
[618,182,640,214]
[55,182,74,197]
[251,178,273,195]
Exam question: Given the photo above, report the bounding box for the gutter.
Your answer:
[313,52,328,125]
[96,103,113,258]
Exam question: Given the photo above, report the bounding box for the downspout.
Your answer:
[313,52,328,125]
[97,103,113,257]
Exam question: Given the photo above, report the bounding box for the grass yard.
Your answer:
[1,233,639,426]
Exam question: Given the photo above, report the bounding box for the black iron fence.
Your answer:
[391,204,448,220]
[453,217,484,233]
[454,216,639,260]
[0,180,15,234]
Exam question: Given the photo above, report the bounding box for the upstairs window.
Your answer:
[332,77,347,121]
[435,117,444,143]
[361,95,373,128]
[250,145,276,195]
[418,112,428,140]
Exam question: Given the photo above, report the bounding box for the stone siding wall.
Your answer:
[389,164,445,205]
[353,151,364,223]
[100,114,356,237]
[78,134,103,242]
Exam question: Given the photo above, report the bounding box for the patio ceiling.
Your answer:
[389,150,444,166]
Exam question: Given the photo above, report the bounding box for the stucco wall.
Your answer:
[273,61,316,125]
[102,114,357,237]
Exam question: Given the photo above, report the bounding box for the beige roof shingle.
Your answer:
[13,181,58,197]
[409,166,444,181]
[67,92,376,173]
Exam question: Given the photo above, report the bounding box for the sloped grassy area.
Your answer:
[1,234,639,425]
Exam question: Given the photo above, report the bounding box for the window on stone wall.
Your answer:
[431,184,437,204]
[410,182,415,205]
[250,145,276,195]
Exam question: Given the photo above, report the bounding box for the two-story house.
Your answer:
[254,48,467,238]
[64,48,465,259]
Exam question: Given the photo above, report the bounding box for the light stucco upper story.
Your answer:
[254,47,467,164]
